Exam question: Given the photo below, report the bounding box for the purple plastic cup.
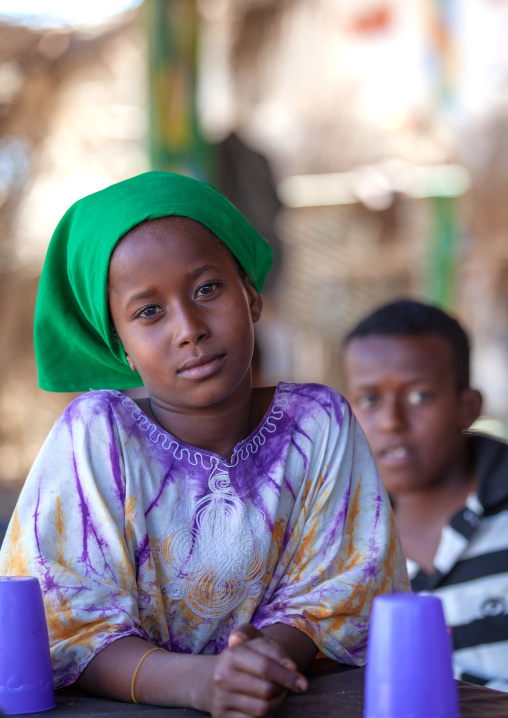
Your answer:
[364,593,458,718]
[0,576,55,715]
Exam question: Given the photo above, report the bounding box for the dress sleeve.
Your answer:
[0,395,151,687]
[251,393,410,666]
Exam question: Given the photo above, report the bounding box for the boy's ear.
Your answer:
[459,388,483,430]
[244,277,263,324]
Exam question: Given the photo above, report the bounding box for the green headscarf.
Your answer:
[34,171,273,392]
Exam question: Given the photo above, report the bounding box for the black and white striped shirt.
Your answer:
[409,434,508,692]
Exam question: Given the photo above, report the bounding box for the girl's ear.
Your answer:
[244,277,263,324]
[459,388,483,430]
[110,321,137,371]
[125,352,137,372]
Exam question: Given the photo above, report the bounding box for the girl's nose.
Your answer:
[174,303,209,346]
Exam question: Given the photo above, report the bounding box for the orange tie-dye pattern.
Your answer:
[0,507,30,577]
[292,522,318,581]
[125,495,138,546]
[46,591,89,645]
[53,496,67,565]
[0,384,409,688]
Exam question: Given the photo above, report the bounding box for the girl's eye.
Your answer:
[137,305,162,318]
[196,281,221,298]
[406,390,433,406]
[356,394,379,411]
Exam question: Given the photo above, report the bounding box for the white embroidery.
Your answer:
[111,383,294,467]
[111,384,295,617]
[153,464,270,618]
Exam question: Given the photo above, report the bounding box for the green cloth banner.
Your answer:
[145,0,214,179]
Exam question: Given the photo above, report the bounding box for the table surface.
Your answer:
[10,660,508,717]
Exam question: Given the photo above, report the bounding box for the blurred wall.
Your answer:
[0,11,148,508]
[1,0,508,515]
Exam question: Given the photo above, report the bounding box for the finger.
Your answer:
[228,623,262,647]
[280,657,298,671]
[215,669,285,700]
[214,688,288,718]
[236,692,287,718]
[228,632,247,648]
[218,708,280,718]
[228,626,296,670]
[228,644,307,694]
[239,635,296,668]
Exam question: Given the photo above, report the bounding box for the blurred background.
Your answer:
[1,0,508,533]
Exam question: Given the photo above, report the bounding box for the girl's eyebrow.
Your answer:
[125,289,157,309]
[123,265,222,309]
[190,264,221,278]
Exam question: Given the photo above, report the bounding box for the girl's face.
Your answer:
[108,216,262,413]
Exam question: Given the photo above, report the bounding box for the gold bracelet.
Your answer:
[131,647,165,704]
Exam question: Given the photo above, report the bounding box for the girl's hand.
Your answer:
[203,623,307,718]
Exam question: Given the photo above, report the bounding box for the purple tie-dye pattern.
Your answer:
[0,382,409,687]
[73,455,116,582]
[33,477,88,602]
[145,465,178,516]
[137,533,152,569]
[33,479,63,595]
[33,477,43,558]
[289,428,312,471]
[106,414,125,507]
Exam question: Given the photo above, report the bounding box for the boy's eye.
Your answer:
[137,305,162,318]
[406,390,433,406]
[195,281,221,298]
[356,394,379,411]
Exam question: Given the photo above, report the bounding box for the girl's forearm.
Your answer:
[261,623,318,672]
[77,625,315,710]
[77,636,215,710]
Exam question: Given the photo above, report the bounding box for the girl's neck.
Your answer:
[136,384,276,462]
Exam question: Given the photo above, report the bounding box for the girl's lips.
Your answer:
[177,354,225,380]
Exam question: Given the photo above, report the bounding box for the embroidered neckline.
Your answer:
[111,382,294,468]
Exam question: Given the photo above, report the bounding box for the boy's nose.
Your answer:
[174,303,209,345]
[378,396,407,433]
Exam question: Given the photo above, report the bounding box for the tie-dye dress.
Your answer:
[0,382,408,687]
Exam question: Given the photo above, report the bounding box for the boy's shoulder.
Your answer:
[469,432,508,511]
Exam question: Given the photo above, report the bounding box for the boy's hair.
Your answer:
[343,298,471,390]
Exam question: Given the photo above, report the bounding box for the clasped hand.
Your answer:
[204,623,308,718]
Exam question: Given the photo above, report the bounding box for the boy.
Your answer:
[342,299,508,691]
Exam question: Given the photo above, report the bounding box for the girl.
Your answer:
[0,172,408,718]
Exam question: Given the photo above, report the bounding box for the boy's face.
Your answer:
[108,216,263,413]
[343,334,481,495]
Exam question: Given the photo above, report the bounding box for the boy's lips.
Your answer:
[176,353,226,379]
[376,445,414,465]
